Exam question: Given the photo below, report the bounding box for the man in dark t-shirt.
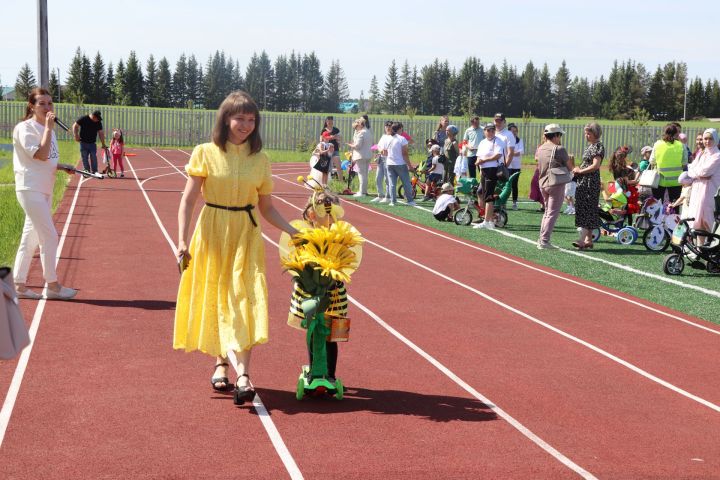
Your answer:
[72,110,106,173]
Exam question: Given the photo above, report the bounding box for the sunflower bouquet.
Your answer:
[281,220,363,378]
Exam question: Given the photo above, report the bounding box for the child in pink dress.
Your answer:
[110,129,125,178]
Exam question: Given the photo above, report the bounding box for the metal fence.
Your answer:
[0,101,670,159]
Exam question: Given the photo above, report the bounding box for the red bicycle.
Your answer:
[397,167,443,200]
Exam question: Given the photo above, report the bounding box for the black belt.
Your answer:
[205,203,257,227]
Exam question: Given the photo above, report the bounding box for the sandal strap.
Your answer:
[214,362,229,369]
[238,373,249,378]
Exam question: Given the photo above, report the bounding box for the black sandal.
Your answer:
[211,362,232,391]
[233,373,256,405]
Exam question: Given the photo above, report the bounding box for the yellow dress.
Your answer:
[174,142,273,357]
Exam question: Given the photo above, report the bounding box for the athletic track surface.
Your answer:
[1,148,719,479]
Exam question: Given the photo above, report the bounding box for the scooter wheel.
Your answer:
[495,210,508,228]
[296,376,305,400]
[663,253,684,275]
[107,170,117,178]
[454,209,472,226]
[334,378,344,400]
[643,226,670,252]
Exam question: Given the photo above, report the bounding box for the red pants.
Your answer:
[112,153,124,172]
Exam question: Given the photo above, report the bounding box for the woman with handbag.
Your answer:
[536,124,573,249]
[572,122,605,250]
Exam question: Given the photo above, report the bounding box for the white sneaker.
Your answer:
[406,201,417,207]
[44,286,78,300]
[370,197,381,203]
[476,221,495,230]
[379,198,389,204]
[537,242,558,250]
[352,192,364,198]
[16,288,42,300]
[568,207,575,215]
[512,202,518,210]
[388,202,396,206]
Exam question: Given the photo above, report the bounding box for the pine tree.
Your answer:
[534,64,553,117]
[274,54,291,111]
[124,51,144,106]
[89,52,107,104]
[368,75,380,114]
[397,61,411,114]
[484,64,500,115]
[288,51,302,111]
[408,66,422,112]
[113,59,128,105]
[569,76,591,117]
[553,60,571,118]
[186,55,200,107]
[155,57,172,108]
[520,61,537,116]
[14,63,37,101]
[686,77,704,119]
[591,75,611,118]
[323,60,349,113]
[382,60,400,114]
[645,67,665,118]
[65,47,85,104]
[80,53,92,104]
[173,54,189,107]
[106,63,115,104]
[300,52,323,112]
[49,69,60,102]
[145,55,158,106]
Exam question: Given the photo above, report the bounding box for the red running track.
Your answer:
[0,148,718,479]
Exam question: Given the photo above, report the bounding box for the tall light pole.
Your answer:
[57,67,61,102]
[682,78,688,121]
[37,0,49,88]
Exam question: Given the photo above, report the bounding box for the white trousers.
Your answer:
[14,190,59,284]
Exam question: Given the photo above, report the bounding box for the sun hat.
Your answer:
[640,146,652,155]
[543,123,564,135]
[493,112,505,120]
[441,182,454,193]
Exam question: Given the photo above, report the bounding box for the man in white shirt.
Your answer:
[473,123,506,230]
[494,112,516,172]
[463,117,482,180]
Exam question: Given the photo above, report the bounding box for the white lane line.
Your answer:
[262,215,597,479]
[150,148,187,175]
[128,153,303,480]
[0,176,86,446]
[140,171,187,186]
[272,184,720,413]
[131,165,179,173]
[227,351,303,480]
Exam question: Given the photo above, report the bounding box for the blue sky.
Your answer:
[1,1,715,98]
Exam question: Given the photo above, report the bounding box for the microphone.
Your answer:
[54,117,70,132]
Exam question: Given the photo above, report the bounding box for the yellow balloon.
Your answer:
[297,175,305,183]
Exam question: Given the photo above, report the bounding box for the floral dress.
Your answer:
[575,142,605,229]
[174,142,273,357]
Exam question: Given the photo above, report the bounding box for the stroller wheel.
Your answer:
[454,209,472,226]
[591,228,601,243]
[495,210,508,228]
[616,227,636,245]
[663,254,685,275]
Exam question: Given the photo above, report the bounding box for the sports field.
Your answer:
[0,148,718,479]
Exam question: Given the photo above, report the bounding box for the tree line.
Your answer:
[10,48,720,120]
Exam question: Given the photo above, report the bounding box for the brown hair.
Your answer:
[662,123,678,143]
[24,87,52,120]
[609,146,630,178]
[212,91,262,154]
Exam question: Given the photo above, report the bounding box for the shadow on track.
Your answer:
[69,299,176,310]
[249,387,497,423]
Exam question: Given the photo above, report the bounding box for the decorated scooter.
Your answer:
[279,177,364,400]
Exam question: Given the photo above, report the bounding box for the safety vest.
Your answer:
[653,140,683,187]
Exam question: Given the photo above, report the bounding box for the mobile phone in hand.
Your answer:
[177,253,190,274]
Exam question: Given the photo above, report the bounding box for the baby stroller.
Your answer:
[453,172,519,227]
[663,187,720,275]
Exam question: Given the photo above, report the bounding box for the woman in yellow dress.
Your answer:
[174,91,298,405]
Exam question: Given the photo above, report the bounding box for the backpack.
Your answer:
[437,154,448,166]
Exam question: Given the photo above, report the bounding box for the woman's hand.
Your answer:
[572,167,582,174]
[45,111,56,129]
[176,241,190,261]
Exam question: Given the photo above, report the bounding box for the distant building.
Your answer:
[338,101,359,113]
[1,87,16,100]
